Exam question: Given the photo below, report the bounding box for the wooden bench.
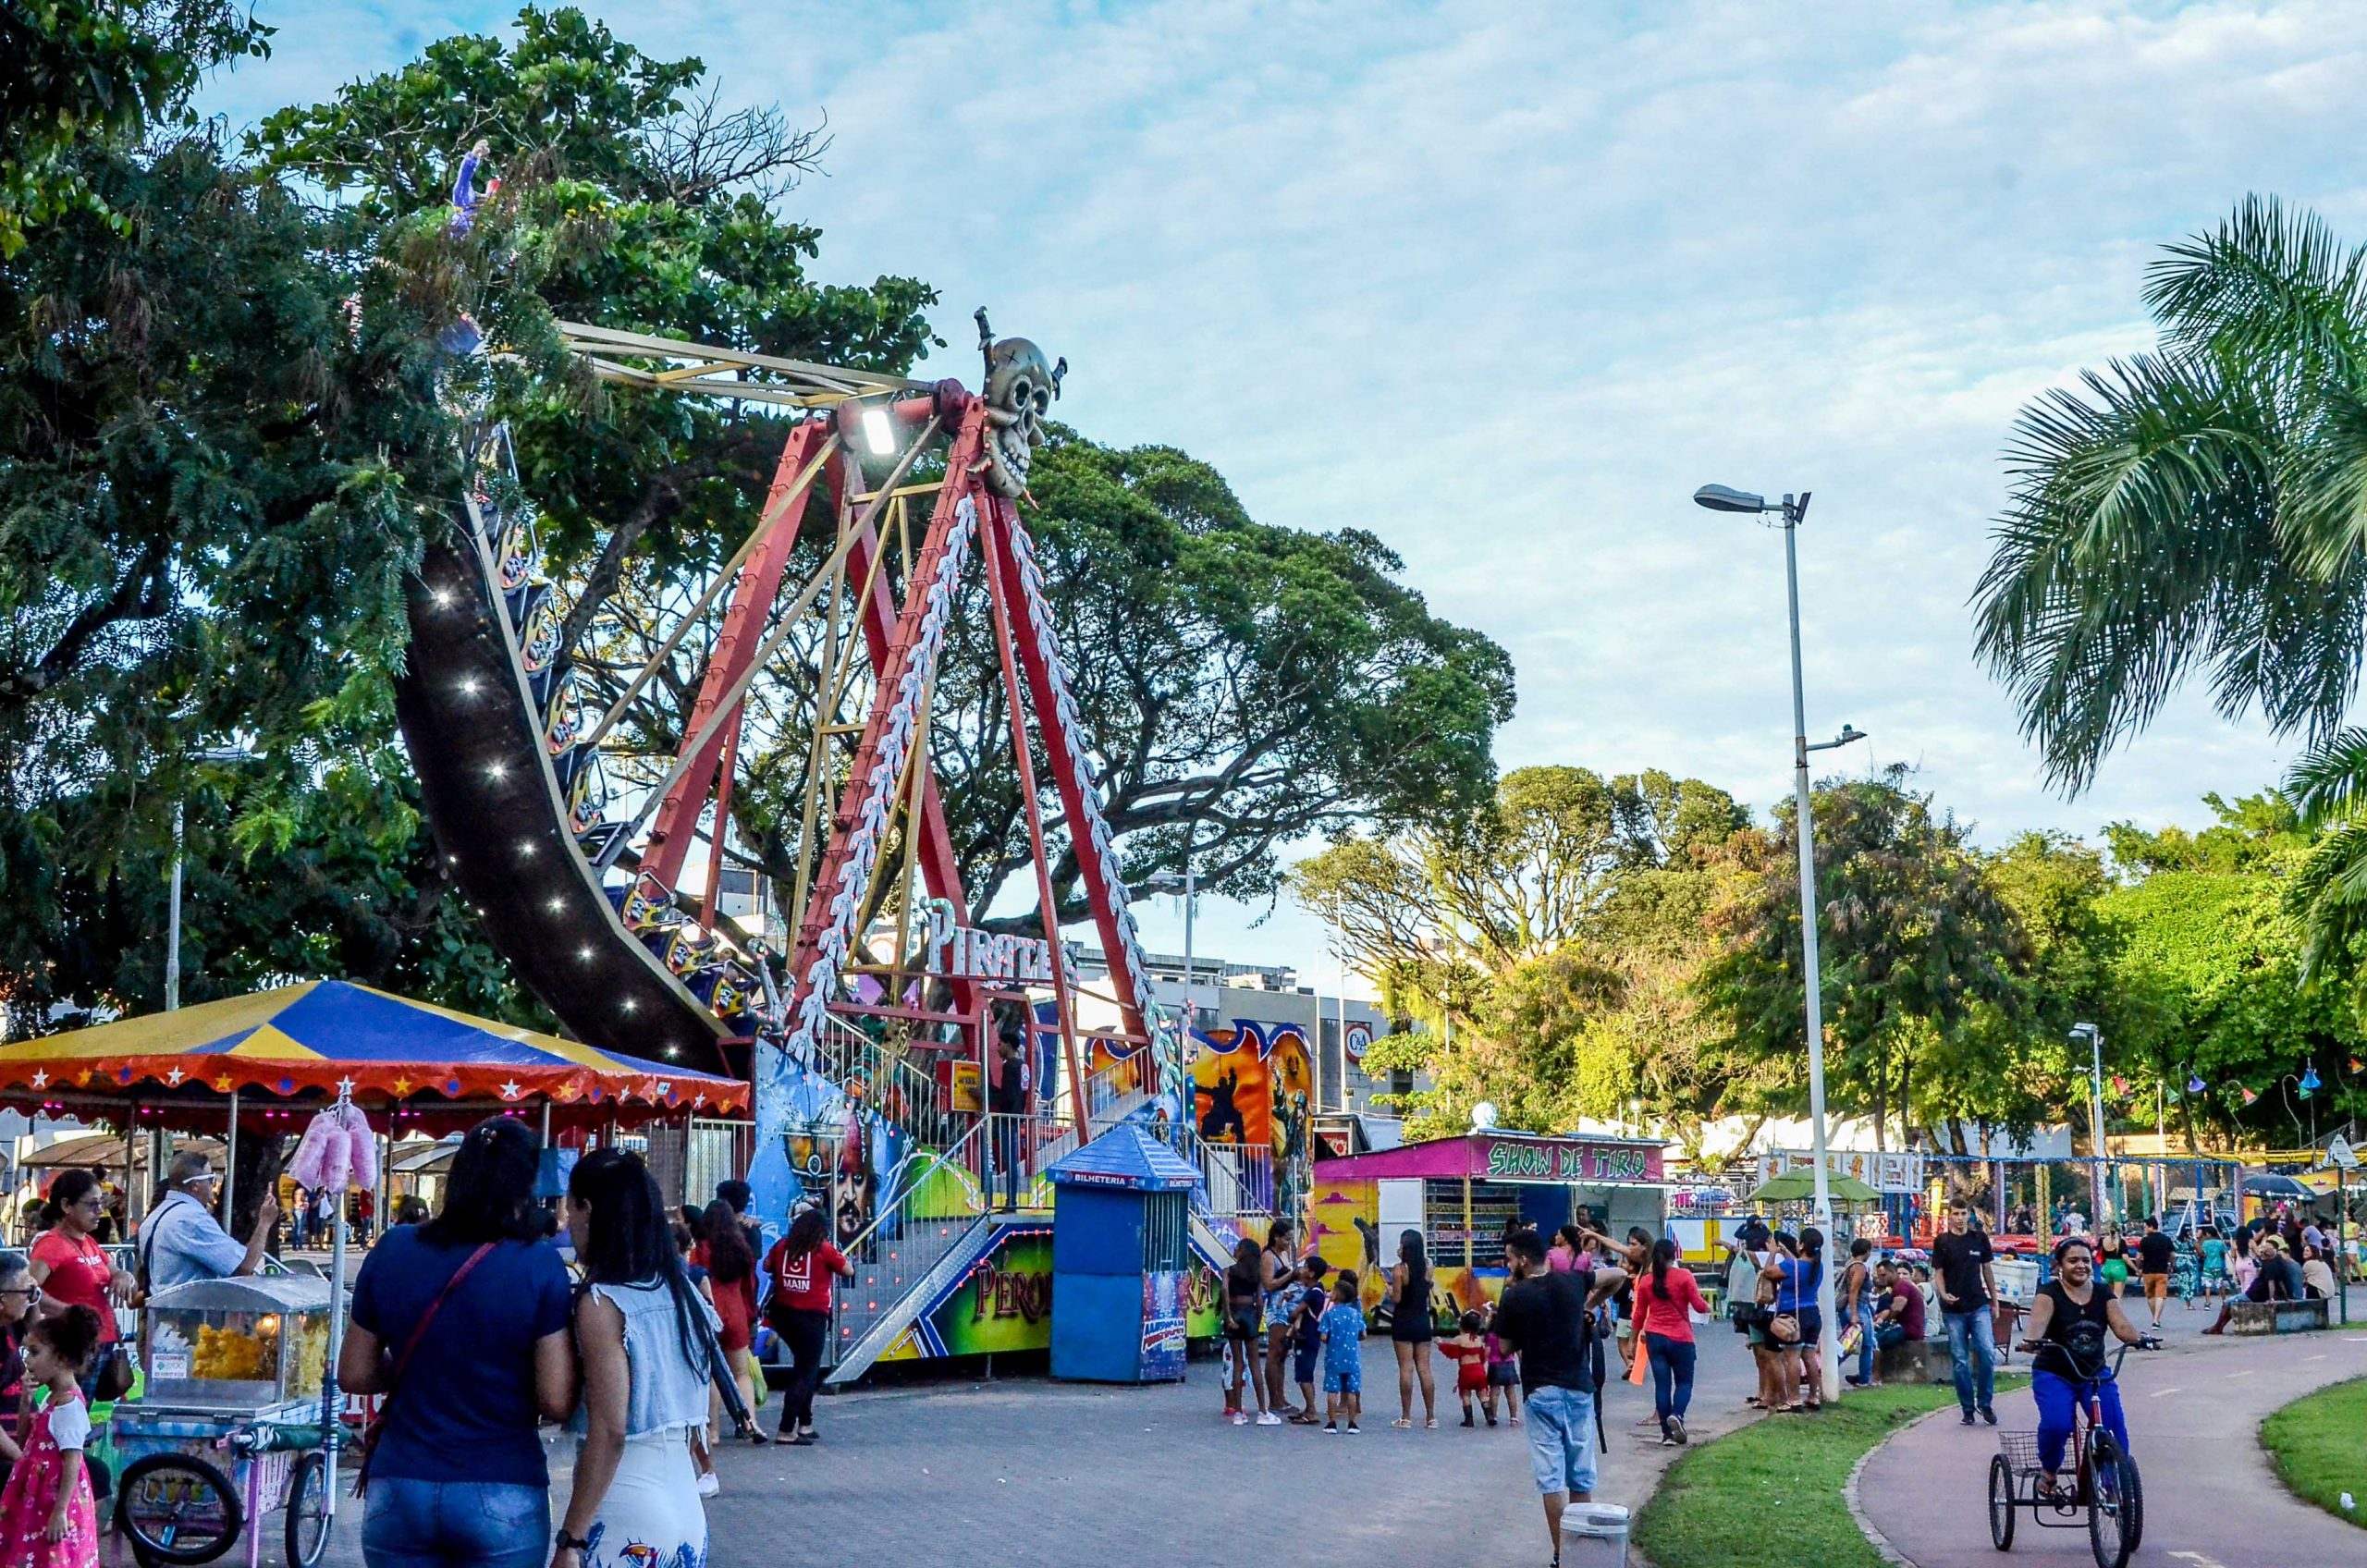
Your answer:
[2226,1296,2330,1335]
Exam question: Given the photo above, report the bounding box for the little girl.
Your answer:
[1437,1311,1489,1427]
[1481,1307,1521,1427]
[0,1305,102,1568]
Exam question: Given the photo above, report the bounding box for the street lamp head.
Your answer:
[1835,724,1866,746]
[1693,483,1770,514]
[2069,1022,2098,1042]
[1140,871,1188,896]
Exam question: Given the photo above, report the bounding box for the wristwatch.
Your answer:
[555,1530,592,1553]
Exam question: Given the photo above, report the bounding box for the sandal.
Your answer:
[1424,1417,1439,1429]
[1391,1418,1412,1429]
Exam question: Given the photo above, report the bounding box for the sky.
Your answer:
[198,1,2367,991]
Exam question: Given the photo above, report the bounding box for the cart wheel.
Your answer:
[283,1452,334,1568]
[1987,1453,2017,1550]
[115,1452,241,1567]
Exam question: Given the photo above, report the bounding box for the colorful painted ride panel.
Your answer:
[875,1228,1055,1364]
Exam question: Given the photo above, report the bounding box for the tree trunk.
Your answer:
[229,1133,289,1257]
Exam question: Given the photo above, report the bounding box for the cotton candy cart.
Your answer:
[108,1274,337,1568]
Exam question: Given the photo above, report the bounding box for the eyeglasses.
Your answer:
[0,1286,41,1303]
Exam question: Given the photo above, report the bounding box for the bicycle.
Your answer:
[1986,1337,2157,1568]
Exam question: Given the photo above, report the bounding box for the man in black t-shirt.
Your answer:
[2135,1216,2177,1329]
[1492,1230,1626,1566]
[1930,1201,1999,1425]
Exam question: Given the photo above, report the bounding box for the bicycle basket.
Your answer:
[1997,1428,2084,1477]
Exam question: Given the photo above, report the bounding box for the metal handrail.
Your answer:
[841,1121,985,1258]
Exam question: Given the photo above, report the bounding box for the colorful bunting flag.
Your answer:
[2238,1085,2260,1107]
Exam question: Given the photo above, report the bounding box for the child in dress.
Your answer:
[1438,1311,1489,1427]
[0,1305,101,1568]
[1318,1275,1366,1434]
[1480,1303,1522,1427]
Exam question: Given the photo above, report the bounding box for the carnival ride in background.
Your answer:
[393,285,1266,1373]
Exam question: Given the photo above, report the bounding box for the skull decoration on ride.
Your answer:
[975,307,1067,498]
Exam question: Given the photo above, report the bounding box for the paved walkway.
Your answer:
[1857,1288,2367,1568]
[276,1325,1769,1566]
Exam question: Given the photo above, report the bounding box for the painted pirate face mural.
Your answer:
[975,308,1065,498]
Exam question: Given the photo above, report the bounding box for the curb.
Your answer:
[1845,1403,1961,1568]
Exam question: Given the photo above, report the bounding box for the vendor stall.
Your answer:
[1310,1132,1667,1327]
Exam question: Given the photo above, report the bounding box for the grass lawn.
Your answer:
[1635,1378,2023,1568]
[2261,1376,2367,1530]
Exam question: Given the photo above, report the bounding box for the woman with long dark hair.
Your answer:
[1259,1219,1300,1423]
[340,1117,575,1568]
[1635,1238,1709,1444]
[26,1171,130,1376]
[554,1149,719,1568]
[1388,1229,1437,1428]
[691,1198,762,1440]
[761,1205,851,1444]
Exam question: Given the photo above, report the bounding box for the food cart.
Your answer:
[1310,1131,1668,1326]
[111,1274,337,1568]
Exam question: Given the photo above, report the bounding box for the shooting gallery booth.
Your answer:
[1309,1131,1669,1326]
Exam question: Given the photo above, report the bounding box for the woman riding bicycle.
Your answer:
[2017,1235,2154,1502]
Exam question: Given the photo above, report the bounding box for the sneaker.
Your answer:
[1668,1415,1687,1445]
[695,1471,719,1499]
[1485,1412,1498,1427]
[1323,1421,1338,1433]
[1843,1374,1868,1387]
[1961,1411,1977,1426]
[1980,1405,1998,1427]
[1462,1411,1476,1427]
[1231,1412,1250,1427]
[1345,1422,1359,1433]
[1256,1411,1283,1427]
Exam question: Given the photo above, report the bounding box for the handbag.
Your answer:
[1767,1312,1802,1345]
[354,1243,496,1497]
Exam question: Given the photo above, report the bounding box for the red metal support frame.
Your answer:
[646,422,836,887]
[781,409,993,1053]
[981,495,1157,1072]
[977,499,1090,1137]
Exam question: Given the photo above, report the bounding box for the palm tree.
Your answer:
[1973,196,2367,795]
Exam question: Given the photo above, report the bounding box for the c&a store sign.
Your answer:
[1480,1136,1661,1184]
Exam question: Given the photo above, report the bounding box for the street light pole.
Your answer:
[1695,484,1865,1404]
[2073,1023,2106,1223]
[165,745,254,1011]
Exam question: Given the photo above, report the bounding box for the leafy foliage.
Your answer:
[1975,196,2367,792]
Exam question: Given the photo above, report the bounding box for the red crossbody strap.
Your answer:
[356,1242,497,1489]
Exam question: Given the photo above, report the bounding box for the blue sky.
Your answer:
[201,2,2367,989]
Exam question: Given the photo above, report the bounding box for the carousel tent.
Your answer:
[0,981,747,1128]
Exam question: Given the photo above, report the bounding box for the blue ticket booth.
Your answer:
[1049,1125,1199,1383]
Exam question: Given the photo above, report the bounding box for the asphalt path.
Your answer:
[1856,1287,2367,1568]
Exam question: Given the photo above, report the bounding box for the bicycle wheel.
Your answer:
[2119,1449,2145,1552]
[1987,1453,2017,1550]
[115,1452,241,1567]
[2085,1434,2135,1568]
[283,1452,334,1568]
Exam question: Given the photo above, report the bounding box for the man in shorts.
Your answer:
[1493,1230,1627,1565]
[2135,1215,2177,1329]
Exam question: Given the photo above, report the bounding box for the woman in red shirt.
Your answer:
[1633,1238,1711,1446]
[761,1207,850,1446]
[27,1173,129,1354]
[691,1201,764,1443]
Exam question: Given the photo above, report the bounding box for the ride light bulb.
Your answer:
[860,406,896,456]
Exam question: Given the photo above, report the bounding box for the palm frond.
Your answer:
[2283,729,2367,828]
[2287,816,2367,982]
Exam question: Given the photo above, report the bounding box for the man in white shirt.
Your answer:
[136,1151,278,1295]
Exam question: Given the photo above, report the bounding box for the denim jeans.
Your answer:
[991,1116,1022,1208]
[362,1477,548,1568]
[1854,1299,1877,1381]
[1522,1384,1597,1498]
[1643,1331,1695,1422]
[1942,1306,1998,1415]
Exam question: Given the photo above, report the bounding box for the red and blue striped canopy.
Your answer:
[0,981,745,1123]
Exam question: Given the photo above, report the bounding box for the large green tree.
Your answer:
[1698,767,2030,1148]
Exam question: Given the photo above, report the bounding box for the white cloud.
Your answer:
[206,0,2367,980]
